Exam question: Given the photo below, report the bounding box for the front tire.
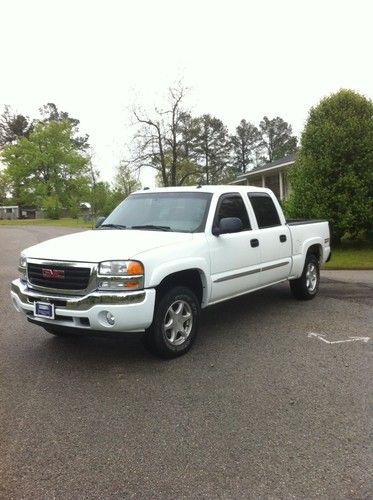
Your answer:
[144,286,200,358]
[290,254,320,300]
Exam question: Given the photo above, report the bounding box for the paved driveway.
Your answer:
[0,226,372,499]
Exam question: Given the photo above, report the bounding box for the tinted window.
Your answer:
[215,195,251,230]
[248,193,281,228]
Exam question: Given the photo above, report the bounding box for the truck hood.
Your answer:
[23,229,194,263]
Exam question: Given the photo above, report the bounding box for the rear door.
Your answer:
[207,193,262,303]
[247,192,292,286]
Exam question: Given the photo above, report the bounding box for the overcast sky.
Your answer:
[1,0,372,186]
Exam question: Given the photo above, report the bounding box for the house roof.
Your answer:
[236,152,297,179]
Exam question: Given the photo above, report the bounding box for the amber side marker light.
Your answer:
[127,261,144,275]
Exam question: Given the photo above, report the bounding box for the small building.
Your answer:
[20,207,40,219]
[0,205,19,220]
[230,153,296,201]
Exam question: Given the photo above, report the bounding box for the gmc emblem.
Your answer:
[42,268,65,280]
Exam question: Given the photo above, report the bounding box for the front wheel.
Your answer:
[144,286,200,358]
[290,254,320,300]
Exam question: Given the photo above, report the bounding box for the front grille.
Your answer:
[27,263,91,291]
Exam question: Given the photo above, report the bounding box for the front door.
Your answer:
[207,193,262,303]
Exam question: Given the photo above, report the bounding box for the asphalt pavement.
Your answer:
[0,226,372,499]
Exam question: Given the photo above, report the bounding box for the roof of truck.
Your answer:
[133,185,273,195]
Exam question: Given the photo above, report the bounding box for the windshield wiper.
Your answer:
[99,224,127,230]
[130,224,173,232]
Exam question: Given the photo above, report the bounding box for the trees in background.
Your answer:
[1,120,90,218]
[286,89,373,241]
[130,86,298,186]
[0,106,32,147]
[0,103,140,218]
[0,93,299,220]
[231,119,262,174]
[259,116,297,162]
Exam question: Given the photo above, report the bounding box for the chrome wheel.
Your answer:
[163,299,193,346]
[306,262,318,292]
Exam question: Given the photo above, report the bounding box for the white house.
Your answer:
[0,205,19,220]
[230,153,296,201]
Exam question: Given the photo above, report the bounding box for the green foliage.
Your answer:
[1,120,90,217]
[42,195,62,219]
[0,105,32,147]
[287,89,373,240]
[194,114,231,184]
[231,119,261,173]
[259,116,297,162]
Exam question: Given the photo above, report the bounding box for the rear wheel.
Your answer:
[144,286,200,358]
[290,254,320,300]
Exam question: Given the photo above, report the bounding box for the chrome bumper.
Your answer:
[11,279,146,310]
[10,279,156,332]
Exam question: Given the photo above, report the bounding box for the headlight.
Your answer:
[97,260,144,291]
[18,254,27,281]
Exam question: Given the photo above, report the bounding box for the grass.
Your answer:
[322,239,373,270]
[0,218,93,228]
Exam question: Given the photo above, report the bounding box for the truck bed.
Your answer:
[286,219,328,226]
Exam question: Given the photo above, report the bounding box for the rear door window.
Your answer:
[248,193,281,228]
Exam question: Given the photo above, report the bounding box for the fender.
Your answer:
[290,237,323,278]
[146,257,211,306]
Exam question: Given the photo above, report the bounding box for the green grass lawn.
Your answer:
[0,218,93,228]
[323,240,373,270]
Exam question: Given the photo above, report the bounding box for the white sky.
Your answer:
[1,0,372,187]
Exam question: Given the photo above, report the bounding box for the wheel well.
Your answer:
[156,269,204,305]
[307,244,322,263]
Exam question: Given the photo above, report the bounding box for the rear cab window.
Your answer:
[247,193,281,229]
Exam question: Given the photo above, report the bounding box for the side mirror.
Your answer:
[95,216,106,228]
[212,217,243,236]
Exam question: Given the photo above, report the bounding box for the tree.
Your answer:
[39,102,89,151]
[1,120,90,217]
[114,162,141,198]
[131,85,200,187]
[0,106,32,148]
[231,119,262,173]
[0,170,11,205]
[286,89,373,241]
[194,114,232,184]
[259,116,297,162]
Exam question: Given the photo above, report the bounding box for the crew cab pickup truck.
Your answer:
[11,186,331,358]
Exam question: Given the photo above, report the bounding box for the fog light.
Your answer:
[106,312,115,326]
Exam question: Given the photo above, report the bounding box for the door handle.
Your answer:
[250,239,259,248]
[280,234,287,243]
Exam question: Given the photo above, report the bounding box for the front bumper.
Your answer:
[10,279,156,332]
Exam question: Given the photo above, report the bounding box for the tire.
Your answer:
[290,254,320,300]
[143,286,200,359]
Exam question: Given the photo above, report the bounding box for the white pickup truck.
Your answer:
[11,186,331,358]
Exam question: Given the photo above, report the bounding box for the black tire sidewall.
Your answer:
[148,286,200,357]
[301,255,320,298]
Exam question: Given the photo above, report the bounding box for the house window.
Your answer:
[6,208,13,214]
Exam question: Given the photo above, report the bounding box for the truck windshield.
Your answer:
[101,192,213,233]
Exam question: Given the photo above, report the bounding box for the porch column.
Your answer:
[279,170,284,200]
[261,175,265,187]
